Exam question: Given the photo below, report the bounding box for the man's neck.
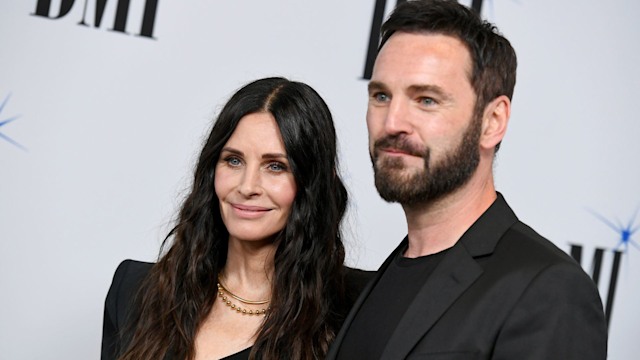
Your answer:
[402,178,497,258]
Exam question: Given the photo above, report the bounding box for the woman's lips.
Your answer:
[231,204,271,218]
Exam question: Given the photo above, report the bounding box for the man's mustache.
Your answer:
[373,135,427,158]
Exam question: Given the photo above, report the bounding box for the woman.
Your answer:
[101,77,371,360]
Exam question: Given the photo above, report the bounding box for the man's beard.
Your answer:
[370,113,482,206]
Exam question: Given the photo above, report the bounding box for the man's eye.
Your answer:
[420,97,436,106]
[373,93,389,102]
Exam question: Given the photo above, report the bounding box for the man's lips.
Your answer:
[374,136,426,158]
[380,147,413,156]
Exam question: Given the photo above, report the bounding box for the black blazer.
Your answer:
[328,194,607,359]
[101,261,373,360]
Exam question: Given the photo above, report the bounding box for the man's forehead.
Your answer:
[372,32,473,87]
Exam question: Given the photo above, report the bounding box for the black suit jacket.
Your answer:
[101,260,373,360]
[101,260,152,360]
[328,194,607,359]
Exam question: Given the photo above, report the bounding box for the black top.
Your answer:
[221,347,250,360]
[101,261,373,360]
[336,247,449,360]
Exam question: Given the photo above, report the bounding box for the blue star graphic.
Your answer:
[0,93,26,151]
[589,207,640,253]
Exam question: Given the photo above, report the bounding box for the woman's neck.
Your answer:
[222,237,276,300]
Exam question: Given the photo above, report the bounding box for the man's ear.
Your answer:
[480,95,510,151]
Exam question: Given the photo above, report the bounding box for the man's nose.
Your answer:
[383,99,412,135]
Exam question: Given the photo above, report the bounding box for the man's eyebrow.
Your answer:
[368,82,453,101]
[407,84,452,101]
[368,81,389,93]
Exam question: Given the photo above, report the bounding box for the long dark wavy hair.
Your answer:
[118,77,349,360]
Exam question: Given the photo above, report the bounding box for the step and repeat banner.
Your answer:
[1,1,638,358]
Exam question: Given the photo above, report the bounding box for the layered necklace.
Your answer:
[217,273,270,316]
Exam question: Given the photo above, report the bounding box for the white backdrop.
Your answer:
[1,1,638,359]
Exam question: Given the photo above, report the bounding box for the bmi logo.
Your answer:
[570,208,639,326]
[32,0,159,39]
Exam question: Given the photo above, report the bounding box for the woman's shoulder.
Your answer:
[111,260,154,296]
[345,267,375,287]
[102,260,155,359]
[115,259,154,277]
[344,267,375,303]
[105,260,154,324]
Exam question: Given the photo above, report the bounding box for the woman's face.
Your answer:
[215,112,297,244]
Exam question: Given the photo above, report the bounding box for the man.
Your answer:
[328,1,607,359]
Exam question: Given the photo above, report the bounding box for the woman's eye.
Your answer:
[225,157,242,167]
[268,162,287,172]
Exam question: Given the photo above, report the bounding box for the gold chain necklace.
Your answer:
[217,274,270,316]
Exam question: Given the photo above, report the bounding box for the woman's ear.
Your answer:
[480,95,511,152]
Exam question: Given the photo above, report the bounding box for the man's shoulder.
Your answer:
[488,220,592,284]
[503,221,575,264]
[474,220,602,315]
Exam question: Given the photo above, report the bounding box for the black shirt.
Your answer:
[336,246,449,359]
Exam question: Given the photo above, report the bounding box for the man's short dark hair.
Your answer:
[381,0,517,141]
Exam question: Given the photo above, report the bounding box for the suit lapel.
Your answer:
[380,243,483,360]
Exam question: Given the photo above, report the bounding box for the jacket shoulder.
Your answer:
[105,260,153,329]
[504,221,581,267]
[102,259,153,359]
[486,221,599,300]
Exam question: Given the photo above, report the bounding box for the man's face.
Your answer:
[367,32,482,205]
